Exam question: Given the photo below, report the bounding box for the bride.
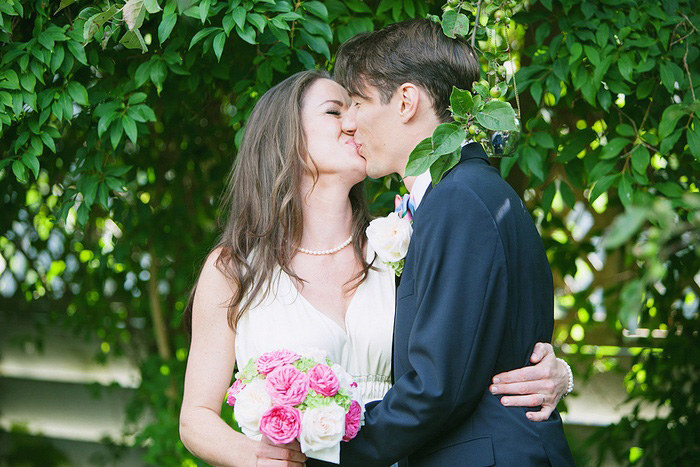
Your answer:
[179,70,570,466]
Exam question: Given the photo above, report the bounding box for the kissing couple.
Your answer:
[180,19,575,467]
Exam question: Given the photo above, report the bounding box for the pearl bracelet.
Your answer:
[556,357,575,396]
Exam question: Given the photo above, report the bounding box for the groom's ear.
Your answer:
[396,83,421,124]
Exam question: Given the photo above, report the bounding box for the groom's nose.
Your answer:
[342,105,357,135]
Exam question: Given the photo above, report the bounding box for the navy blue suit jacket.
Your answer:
[337,143,575,466]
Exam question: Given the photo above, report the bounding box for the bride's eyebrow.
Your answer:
[317,99,344,107]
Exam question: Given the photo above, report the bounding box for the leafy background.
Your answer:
[0,0,698,465]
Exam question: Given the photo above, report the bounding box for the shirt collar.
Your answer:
[409,171,432,209]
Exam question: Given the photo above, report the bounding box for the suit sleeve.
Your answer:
[341,183,509,466]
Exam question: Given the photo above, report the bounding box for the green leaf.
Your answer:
[630,145,650,174]
[599,137,631,160]
[300,17,332,43]
[450,86,473,118]
[50,46,65,74]
[687,124,700,161]
[559,181,576,208]
[21,153,40,178]
[120,29,148,53]
[430,150,461,185]
[232,6,246,30]
[655,182,685,198]
[236,24,257,45]
[660,62,676,93]
[67,82,89,106]
[596,23,609,47]
[618,174,633,208]
[659,104,687,139]
[158,13,177,45]
[616,124,635,138]
[110,118,123,148]
[56,0,76,14]
[150,60,167,90]
[405,137,438,176]
[589,174,619,204]
[122,115,138,144]
[520,146,545,180]
[123,0,146,30]
[584,45,600,66]
[82,176,99,207]
[568,43,583,64]
[128,92,147,105]
[431,123,466,157]
[12,160,28,183]
[40,132,56,153]
[303,1,328,20]
[144,0,161,14]
[618,52,634,82]
[67,41,88,65]
[213,32,226,62]
[602,206,646,249]
[441,10,469,39]
[295,49,315,69]
[660,128,683,154]
[247,13,266,32]
[532,132,555,149]
[299,31,328,59]
[475,101,517,131]
[20,73,35,92]
[199,0,210,23]
[83,6,118,43]
[541,183,556,215]
[189,27,219,49]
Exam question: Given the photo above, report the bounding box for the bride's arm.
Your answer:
[489,342,573,422]
[179,250,305,467]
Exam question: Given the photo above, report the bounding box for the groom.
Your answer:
[329,19,576,466]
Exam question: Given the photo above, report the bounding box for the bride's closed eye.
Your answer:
[326,109,341,116]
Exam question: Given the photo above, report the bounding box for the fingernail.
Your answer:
[502,398,509,405]
[493,377,500,384]
[490,386,499,394]
[526,413,533,420]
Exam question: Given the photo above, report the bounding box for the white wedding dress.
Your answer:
[234,246,396,403]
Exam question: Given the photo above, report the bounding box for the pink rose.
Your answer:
[259,405,302,444]
[343,400,362,442]
[308,364,340,397]
[257,349,301,375]
[226,379,246,406]
[265,365,309,406]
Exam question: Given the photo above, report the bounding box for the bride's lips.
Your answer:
[347,139,362,156]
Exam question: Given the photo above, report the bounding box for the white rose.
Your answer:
[366,212,412,263]
[330,364,354,390]
[291,346,329,364]
[233,379,272,438]
[299,403,346,453]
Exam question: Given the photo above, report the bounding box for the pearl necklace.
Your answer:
[297,236,353,256]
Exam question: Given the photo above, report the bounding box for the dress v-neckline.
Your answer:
[282,269,366,335]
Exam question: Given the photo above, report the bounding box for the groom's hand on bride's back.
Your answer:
[488,342,570,422]
[255,436,307,467]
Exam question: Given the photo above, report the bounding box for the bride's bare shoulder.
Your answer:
[193,247,237,317]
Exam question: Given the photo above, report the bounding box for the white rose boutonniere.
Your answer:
[366,211,413,276]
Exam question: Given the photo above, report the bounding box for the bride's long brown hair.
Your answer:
[184,70,373,333]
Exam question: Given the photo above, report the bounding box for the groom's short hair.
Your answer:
[335,19,480,122]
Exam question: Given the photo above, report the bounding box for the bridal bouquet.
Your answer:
[226,348,364,464]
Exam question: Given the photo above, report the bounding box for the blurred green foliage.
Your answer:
[0,0,698,465]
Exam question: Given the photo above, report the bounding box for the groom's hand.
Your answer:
[488,342,569,422]
[255,436,307,466]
